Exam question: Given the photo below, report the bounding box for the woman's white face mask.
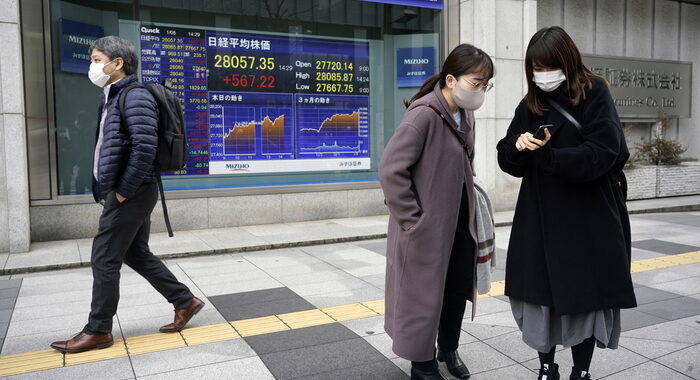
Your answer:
[533,69,566,92]
[450,76,485,111]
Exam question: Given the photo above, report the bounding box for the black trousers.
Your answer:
[438,186,474,351]
[84,182,194,334]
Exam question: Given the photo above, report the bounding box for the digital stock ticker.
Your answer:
[139,24,371,176]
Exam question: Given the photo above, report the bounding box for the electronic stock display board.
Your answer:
[139,24,371,176]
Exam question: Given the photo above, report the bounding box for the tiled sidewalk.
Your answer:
[3,194,700,275]
[1,212,700,379]
[0,216,390,275]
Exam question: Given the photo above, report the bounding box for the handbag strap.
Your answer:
[546,97,627,199]
[545,97,582,134]
[421,104,474,161]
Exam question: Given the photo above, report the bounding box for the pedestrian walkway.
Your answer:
[0,211,699,378]
[1,250,699,378]
[2,194,700,275]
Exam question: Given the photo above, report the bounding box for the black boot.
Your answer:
[436,349,470,379]
[410,366,446,380]
[538,363,560,380]
[569,367,591,379]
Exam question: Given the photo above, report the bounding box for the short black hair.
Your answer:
[88,36,138,75]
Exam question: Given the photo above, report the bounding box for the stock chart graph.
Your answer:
[141,24,372,175]
[295,95,369,158]
[209,92,294,161]
[222,108,256,156]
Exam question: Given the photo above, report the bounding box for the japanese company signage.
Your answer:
[396,47,436,87]
[59,19,104,74]
[582,55,692,118]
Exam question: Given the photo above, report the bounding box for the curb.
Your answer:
[628,204,700,214]
[4,202,699,276]
[0,233,388,276]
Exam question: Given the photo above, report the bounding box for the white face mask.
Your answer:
[451,77,485,111]
[533,69,566,92]
[88,59,118,88]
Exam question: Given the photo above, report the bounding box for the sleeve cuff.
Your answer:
[116,185,135,199]
[533,143,553,171]
[505,136,527,162]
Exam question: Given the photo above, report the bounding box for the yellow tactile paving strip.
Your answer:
[0,349,63,376]
[231,315,289,337]
[180,322,241,346]
[1,250,699,377]
[125,332,187,356]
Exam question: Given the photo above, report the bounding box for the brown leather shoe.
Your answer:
[50,331,113,353]
[160,297,205,333]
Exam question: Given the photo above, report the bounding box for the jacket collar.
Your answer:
[541,82,572,106]
[105,74,138,101]
[432,84,460,131]
[432,83,472,136]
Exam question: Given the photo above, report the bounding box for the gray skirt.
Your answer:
[509,298,621,353]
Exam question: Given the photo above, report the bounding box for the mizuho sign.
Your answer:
[582,55,692,118]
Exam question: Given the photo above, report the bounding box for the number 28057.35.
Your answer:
[213,55,275,70]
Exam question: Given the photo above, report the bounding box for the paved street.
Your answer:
[1,211,699,379]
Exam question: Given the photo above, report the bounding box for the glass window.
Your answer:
[50,0,441,195]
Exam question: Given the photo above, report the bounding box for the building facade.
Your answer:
[0,0,698,252]
[459,0,699,209]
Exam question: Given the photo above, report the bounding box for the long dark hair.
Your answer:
[525,26,604,115]
[404,43,494,107]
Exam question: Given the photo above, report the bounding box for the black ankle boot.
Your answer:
[410,366,446,380]
[436,349,470,379]
[569,367,591,379]
[538,363,560,380]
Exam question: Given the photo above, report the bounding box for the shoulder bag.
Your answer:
[545,98,628,201]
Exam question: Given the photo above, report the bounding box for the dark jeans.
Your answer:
[84,182,194,334]
[439,185,474,350]
[414,292,467,370]
[414,187,473,369]
[438,189,475,351]
[437,292,468,351]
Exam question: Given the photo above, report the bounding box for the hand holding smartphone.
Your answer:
[533,124,552,141]
[515,124,553,151]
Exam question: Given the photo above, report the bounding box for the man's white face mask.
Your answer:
[88,59,119,88]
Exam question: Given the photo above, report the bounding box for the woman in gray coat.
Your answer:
[379,44,493,380]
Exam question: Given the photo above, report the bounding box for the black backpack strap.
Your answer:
[119,83,175,237]
[545,98,628,201]
[118,83,144,128]
[155,170,174,237]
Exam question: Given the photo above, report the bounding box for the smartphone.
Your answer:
[533,124,552,140]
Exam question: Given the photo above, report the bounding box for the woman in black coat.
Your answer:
[496,27,636,380]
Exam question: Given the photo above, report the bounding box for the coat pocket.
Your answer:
[406,212,427,233]
[105,190,125,208]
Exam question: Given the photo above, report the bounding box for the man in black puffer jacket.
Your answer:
[51,36,204,353]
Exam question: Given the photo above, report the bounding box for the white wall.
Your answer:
[0,0,30,253]
[460,0,538,210]
[536,0,698,159]
[468,0,700,211]
[678,3,700,162]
